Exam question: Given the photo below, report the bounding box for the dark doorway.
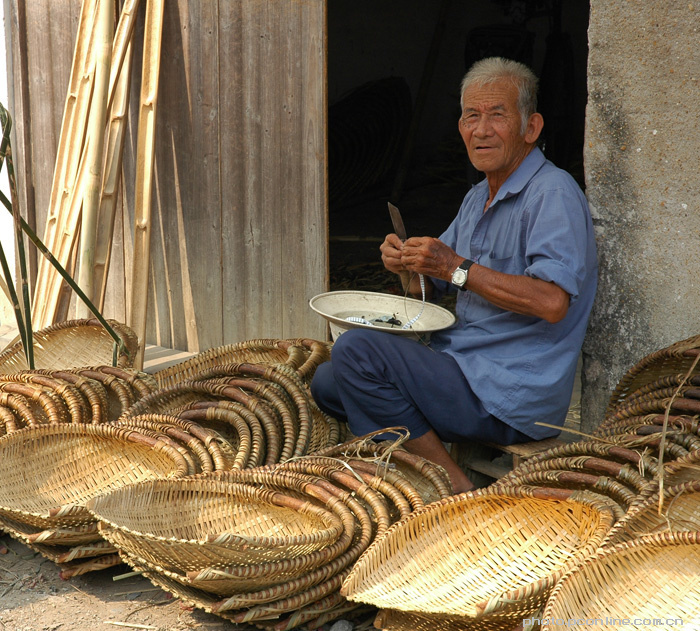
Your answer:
[327,0,590,294]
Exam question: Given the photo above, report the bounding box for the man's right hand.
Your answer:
[380,233,406,274]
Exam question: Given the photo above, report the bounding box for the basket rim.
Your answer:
[86,477,345,551]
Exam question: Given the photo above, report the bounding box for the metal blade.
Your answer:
[388,202,407,242]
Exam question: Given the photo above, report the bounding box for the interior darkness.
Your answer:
[328,0,590,294]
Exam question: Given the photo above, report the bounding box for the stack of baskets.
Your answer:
[341,333,700,629]
[0,327,456,629]
[5,322,700,629]
[0,423,189,577]
[85,431,452,630]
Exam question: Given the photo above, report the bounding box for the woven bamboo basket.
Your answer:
[608,373,700,411]
[663,448,700,486]
[153,338,331,389]
[115,551,370,631]
[311,428,453,503]
[0,511,118,564]
[604,480,700,545]
[104,468,373,608]
[606,333,700,416]
[373,607,529,631]
[498,440,662,482]
[0,319,138,373]
[115,413,241,473]
[0,424,188,529]
[122,368,339,465]
[87,477,346,573]
[197,469,375,605]
[541,531,700,628]
[341,486,615,625]
[0,511,102,546]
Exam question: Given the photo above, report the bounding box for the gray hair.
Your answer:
[460,57,538,134]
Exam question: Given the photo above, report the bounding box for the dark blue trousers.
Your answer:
[310,328,530,444]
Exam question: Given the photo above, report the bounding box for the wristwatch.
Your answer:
[451,259,475,290]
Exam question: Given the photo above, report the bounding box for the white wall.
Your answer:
[0,0,15,327]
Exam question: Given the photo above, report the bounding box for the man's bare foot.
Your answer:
[401,429,476,495]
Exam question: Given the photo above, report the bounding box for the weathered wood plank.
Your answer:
[9,0,329,353]
[221,0,327,343]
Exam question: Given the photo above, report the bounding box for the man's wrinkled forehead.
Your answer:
[461,80,518,111]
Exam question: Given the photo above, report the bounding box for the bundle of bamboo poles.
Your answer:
[32,0,164,370]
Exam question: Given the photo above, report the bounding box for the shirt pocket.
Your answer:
[485,253,520,275]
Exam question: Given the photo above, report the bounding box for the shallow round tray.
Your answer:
[341,486,614,623]
[541,531,700,629]
[0,424,188,529]
[87,477,345,572]
[309,291,455,341]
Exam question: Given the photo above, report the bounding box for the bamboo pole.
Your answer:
[35,0,142,325]
[106,0,142,114]
[128,0,165,369]
[43,139,91,323]
[76,0,114,318]
[33,0,98,328]
[0,105,33,366]
[93,0,141,309]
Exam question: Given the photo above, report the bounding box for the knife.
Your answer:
[387,202,411,290]
[388,202,407,242]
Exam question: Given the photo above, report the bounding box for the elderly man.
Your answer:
[311,57,597,494]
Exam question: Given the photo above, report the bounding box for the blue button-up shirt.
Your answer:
[429,147,598,439]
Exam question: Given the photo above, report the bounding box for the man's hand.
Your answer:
[380,233,440,298]
[399,237,462,281]
[380,233,407,274]
[383,234,570,323]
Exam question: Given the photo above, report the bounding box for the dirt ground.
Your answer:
[0,534,373,631]
[0,534,240,631]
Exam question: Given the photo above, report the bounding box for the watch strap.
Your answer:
[454,259,475,290]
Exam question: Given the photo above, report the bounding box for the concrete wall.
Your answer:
[582,0,700,430]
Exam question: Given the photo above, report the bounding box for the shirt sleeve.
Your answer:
[522,186,592,303]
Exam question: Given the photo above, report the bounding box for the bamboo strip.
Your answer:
[33,0,98,328]
[76,0,114,318]
[93,41,134,309]
[128,0,165,369]
[93,0,141,308]
[106,0,142,114]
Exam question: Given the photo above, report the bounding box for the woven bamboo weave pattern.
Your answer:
[153,338,331,389]
[87,477,345,571]
[341,486,614,622]
[604,480,700,545]
[374,607,528,631]
[0,424,188,529]
[541,532,700,628]
[0,319,138,373]
[605,333,700,415]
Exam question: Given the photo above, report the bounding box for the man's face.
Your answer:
[458,79,534,185]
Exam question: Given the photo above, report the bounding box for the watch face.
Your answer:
[452,268,467,286]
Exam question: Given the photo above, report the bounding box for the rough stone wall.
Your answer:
[582,0,700,431]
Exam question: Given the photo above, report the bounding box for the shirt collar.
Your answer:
[489,146,546,207]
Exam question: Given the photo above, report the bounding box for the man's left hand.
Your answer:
[400,237,462,281]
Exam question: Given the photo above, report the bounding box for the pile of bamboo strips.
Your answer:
[32,0,164,370]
